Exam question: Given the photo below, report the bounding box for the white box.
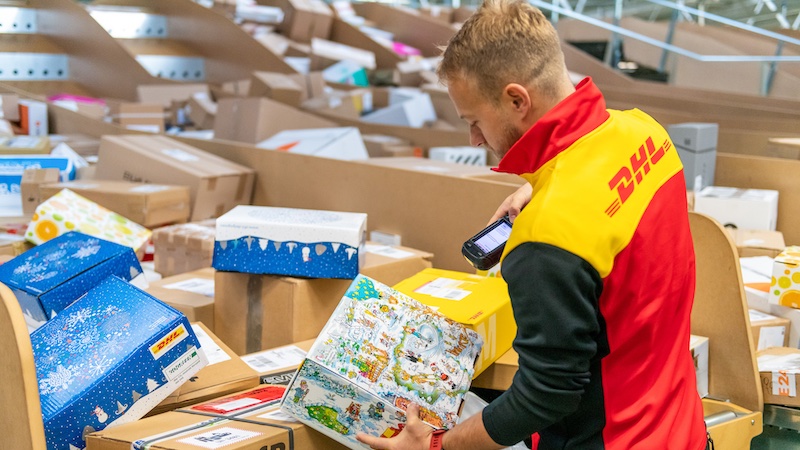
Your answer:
[694,186,779,231]
[769,247,800,309]
[690,335,709,398]
[18,99,48,136]
[311,38,376,70]
[236,4,285,24]
[362,92,437,128]
[257,126,368,160]
[429,146,487,166]
[212,205,367,279]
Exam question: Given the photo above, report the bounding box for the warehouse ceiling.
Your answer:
[445,0,800,30]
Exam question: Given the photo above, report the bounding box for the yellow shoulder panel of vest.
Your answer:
[502,109,683,278]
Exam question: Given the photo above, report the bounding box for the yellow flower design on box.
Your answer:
[25,189,151,251]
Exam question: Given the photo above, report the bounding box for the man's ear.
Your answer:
[503,83,531,114]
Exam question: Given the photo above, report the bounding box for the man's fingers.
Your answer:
[405,402,422,425]
[356,432,391,449]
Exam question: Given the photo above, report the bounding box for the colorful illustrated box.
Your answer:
[280,275,483,448]
[25,188,152,252]
[213,206,367,279]
[31,276,208,450]
[769,246,800,309]
[0,231,144,329]
[394,268,516,376]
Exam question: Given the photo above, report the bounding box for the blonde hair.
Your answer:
[437,0,568,103]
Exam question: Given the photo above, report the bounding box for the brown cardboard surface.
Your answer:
[87,387,346,450]
[186,93,216,130]
[727,229,786,258]
[214,97,335,144]
[716,153,800,246]
[363,156,495,177]
[95,135,254,221]
[137,84,210,109]
[170,137,516,272]
[470,347,518,389]
[689,212,762,412]
[145,268,216,331]
[328,18,401,70]
[152,220,217,277]
[148,322,260,416]
[40,180,191,228]
[248,72,305,108]
[757,347,800,407]
[260,0,333,43]
[105,100,165,133]
[214,244,434,354]
[352,2,456,57]
[750,312,791,349]
[20,168,60,215]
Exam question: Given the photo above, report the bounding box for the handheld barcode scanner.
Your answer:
[462,215,513,271]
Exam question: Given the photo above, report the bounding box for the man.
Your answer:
[358,0,707,449]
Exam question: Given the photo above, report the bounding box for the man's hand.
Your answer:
[356,403,433,450]
[489,183,533,225]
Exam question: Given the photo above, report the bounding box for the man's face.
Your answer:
[447,77,524,160]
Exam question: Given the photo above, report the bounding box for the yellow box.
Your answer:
[393,268,516,377]
[769,246,800,308]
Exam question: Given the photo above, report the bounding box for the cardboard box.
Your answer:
[361,91,437,128]
[256,126,369,160]
[95,135,255,221]
[137,83,210,109]
[280,275,482,447]
[311,37,376,69]
[0,155,75,195]
[249,71,305,108]
[213,96,335,144]
[87,386,347,450]
[362,134,418,158]
[18,99,47,136]
[0,135,50,155]
[106,100,165,133]
[429,146,487,166]
[0,93,19,121]
[690,335,709,398]
[750,309,791,350]
[212,205,367,279]
[727,229,785,258]
[32,276,208,449]
[242,338,315,385]
[695,186,779,231]
[39,180,191,229]
[145,268,216,331]
[757,347,800,407]
[0,232,31,259]
[214,242,433,354]
[20,168,60,215]
[769,247,800,309]
[668,123,718,191]
[186,92,217,130]
[24,189,152,252]
[741,256,800,348]
[152,220,216,277]
[393,268,516,376]
[0,230,145,328]
[363,156,497,178]
[149,322,260,416]
[277,0,334,43]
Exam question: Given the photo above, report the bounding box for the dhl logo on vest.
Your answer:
[150,323,188,360]
[606,136,672,218]
[393,268,516,377]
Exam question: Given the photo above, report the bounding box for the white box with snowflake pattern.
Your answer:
[31,276,208,450]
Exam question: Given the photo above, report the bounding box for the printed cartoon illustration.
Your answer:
[292,380,309,403]
[91,406,108,423]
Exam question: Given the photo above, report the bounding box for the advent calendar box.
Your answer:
[280,275,483,448]
[31,276,208,450]
[0,231,144,329]
[213,206,367,279]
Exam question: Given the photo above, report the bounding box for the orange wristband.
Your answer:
[430,429,447,450]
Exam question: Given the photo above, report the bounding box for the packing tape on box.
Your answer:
[129,400,294,449]
[177,409,295,450]
[247,274,264,354]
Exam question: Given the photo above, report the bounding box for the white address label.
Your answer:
[414,277,472,301]
[178,427,261,449]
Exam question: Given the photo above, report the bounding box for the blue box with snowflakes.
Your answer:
[212,205,367,279]
[0,231,145,332]
[31,275,209,450]
[0,154,75,196]
[280,275,483,449]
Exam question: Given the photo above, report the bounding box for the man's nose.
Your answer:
[470,128,485,147]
